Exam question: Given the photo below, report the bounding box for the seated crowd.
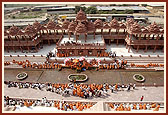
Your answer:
[5,58,127,70]
[108,102,161,111]
[5,81,136,98]
[4,96,94,111]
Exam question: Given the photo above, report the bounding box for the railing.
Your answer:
[130,40,164,45]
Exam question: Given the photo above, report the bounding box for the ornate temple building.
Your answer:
[4,9,164,55]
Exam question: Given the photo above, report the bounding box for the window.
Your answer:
[97,50,101,54]
[88,50,92,55]
[69,50,74,55]
[78,50,83,55]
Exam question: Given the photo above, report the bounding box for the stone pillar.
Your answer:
[156,34,159,40]
[128,45,131,53]
[6,46,9,53]
[47,30,50,45]
[147,34,150,40]
[153,45,157,53]
[12,46,16,53]
[110,29,112,35]
[136,45,139,52]
[126,44,128,49]
[68,32,71,40]
[130,34,132,43]
[83,49,88,56]
[101,29,103,35]
[139,34,141,40]
[76,35,78,42]
[20,46,23,52]
[74,49,78,56]
[162,46,164,52]
[85,34,87,42]
[27,46,30,52]
[108,29,111,34]
[144,45,148,52]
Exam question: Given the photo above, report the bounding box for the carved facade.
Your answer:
[4,9,164,55]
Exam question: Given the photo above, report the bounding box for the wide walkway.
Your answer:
[4,69,164,86]
[4,85,164,102]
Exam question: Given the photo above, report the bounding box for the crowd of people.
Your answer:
[108,102,161,111]
[5,81,137,98]
[4,96,94,111]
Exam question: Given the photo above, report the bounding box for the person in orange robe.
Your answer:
[115,84,118,91]
[109,103,114,109]
[151,103,156,108]
[73,89,77,96]
[29,101,33,106]
[133,104,137,110]
[153,104,160,111]
[125,107,128,111]
[24,100,29,107]
[139,104,143,109]
[143,104,147,110]
[127,106,131,111]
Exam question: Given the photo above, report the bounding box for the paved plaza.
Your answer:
[4,69,164,86]
[4,85,164,102]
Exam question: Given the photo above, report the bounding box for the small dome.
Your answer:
[17,29,24,36]
[126,18,134,27]
[62,20,70,30]
[94,19,103,29]
[130,22,141,33]
[160,29,164,34]
[76,8,87,22]
[4,30,9,36]
[147,22,160,33]
[142,28,149,33]
[87,21,95,31]
[39,25,47,30]
[119,23,126,29]
[55,24,62,30]
[47,20,56,30]
[75,22,87,34]
[68,21,77,32]
[9,25,19,36]
[103,22,111,29]
[110,18,119,28]
[24,24,36,35]
[33,20,41,29]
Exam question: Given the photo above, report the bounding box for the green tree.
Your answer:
[124,9,134,14]
[85,7,97,14]
[141,4,148,7]
[75,6,86,14]
[109,9,117,14]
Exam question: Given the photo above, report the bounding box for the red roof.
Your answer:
[94,19,103,29]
